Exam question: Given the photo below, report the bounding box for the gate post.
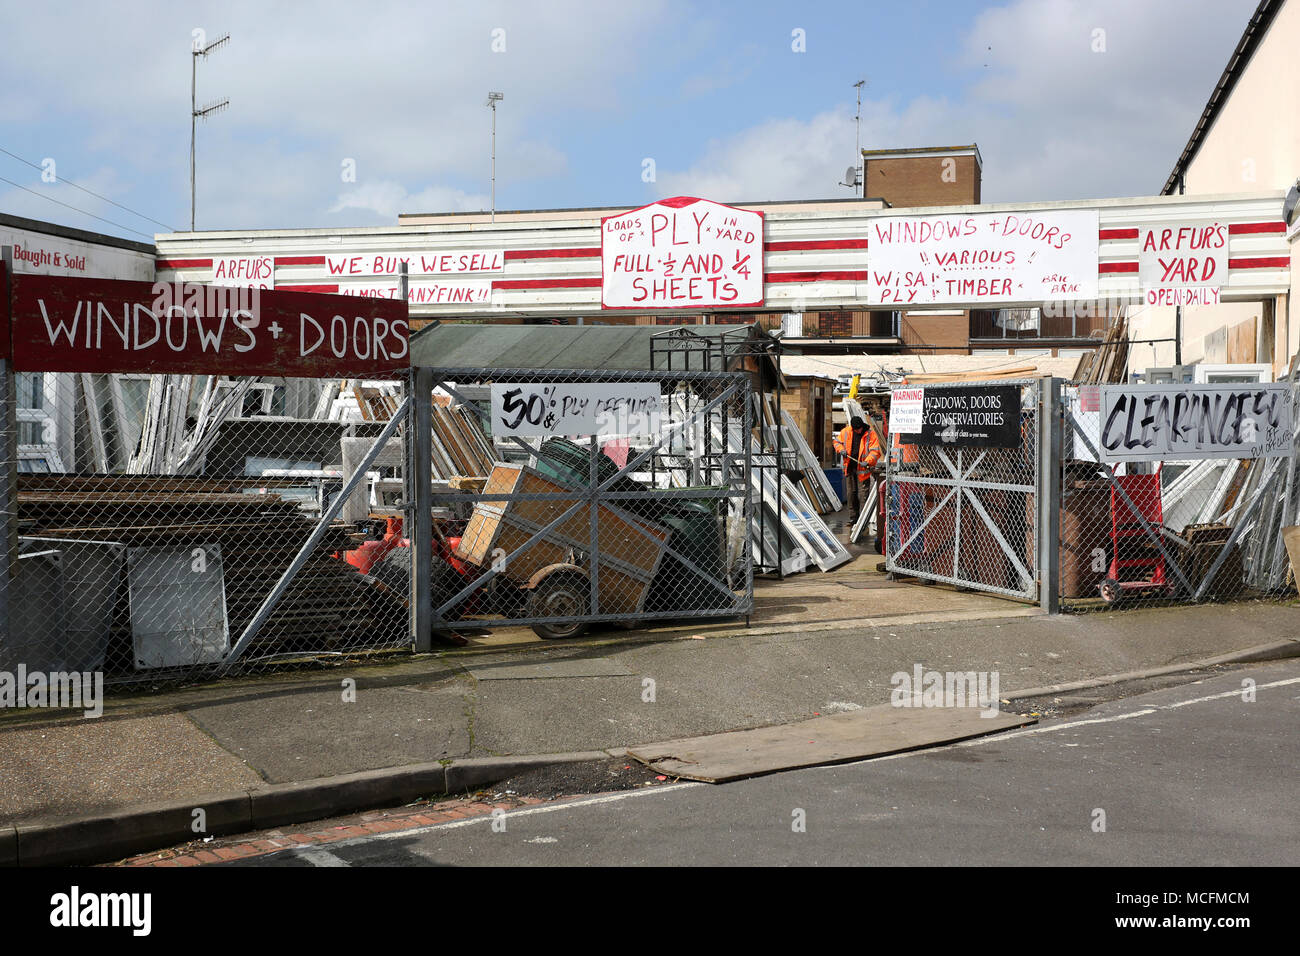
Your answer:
[0,247,13,649]
[1037,376,1062,613]
[411,366,434,652]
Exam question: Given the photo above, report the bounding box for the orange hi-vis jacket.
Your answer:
[834,425,881,480]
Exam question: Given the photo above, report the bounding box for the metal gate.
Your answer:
[1056,377,1300,610]
[885,379,1042,602]
[414,366,753,639]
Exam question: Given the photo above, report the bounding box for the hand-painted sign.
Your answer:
[211,256,274,289]
[898,384,1022,448]
[1099,382,1293,462]
[325,251,504,277]
[9,274,409,378]
[890,388,924,434]
[867,210,1099,305]
[491,382,661,438]
[1137,222,1227,307]
[0,260,9,360]
[601,197,763,309]
[337,280,492,304]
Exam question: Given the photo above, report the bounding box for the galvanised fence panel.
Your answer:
[886,379,1041,602]
[0,366,415,687]
[1056,376,1300,611]
[411,366,754,641]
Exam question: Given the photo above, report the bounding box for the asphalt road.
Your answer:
[228,659,1300,867]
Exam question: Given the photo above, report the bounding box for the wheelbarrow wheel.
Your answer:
[1099,577,1122,604]
[528,573,590,640]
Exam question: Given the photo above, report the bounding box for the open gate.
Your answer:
[885,379,1042,602]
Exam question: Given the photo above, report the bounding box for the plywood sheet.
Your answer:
[627,704,1034,782]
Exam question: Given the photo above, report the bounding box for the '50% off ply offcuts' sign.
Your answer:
[491,382,663,439]
[601,197,764,309]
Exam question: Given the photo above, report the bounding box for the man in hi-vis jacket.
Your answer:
[834,416,881,525]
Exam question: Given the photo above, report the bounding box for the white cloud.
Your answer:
[0,0,664,229]
[329,181,487,221]
[655,0,1259,205]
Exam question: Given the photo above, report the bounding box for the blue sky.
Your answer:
[0,0,1259,241]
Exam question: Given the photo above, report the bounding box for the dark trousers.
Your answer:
[845,470,867,519]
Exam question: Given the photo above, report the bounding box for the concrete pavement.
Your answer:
[1,558,1297,863]
[217,659,1300,867]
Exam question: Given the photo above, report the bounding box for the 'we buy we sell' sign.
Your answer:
[601,197,764,309]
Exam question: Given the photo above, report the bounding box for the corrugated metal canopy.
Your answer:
[410,322,778,377]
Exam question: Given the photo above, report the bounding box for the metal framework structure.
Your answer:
[886,379,1043,602]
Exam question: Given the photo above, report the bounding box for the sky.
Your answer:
[0,0,1261,242]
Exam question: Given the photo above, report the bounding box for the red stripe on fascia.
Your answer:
[492,277,602,290]
[766,270,870,283]
[275,255,327,266]
[504,248,600,260]
[1228,222,1285,235]
[155,258,212,269]
[1098,228,1138,240]
[1228,256,1290,269]
[1098,262,1138,274]
[764,239,870,252]
[277,284,340,293]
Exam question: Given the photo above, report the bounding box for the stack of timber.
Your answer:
[431,405,496,479]
[16,475,403,670]
[905,365,1039,384]
[1072,312,1130,384]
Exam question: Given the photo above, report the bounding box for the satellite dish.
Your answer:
[840,165,861,190]
[1284,179,1300,225]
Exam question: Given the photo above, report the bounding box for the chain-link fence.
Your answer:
[403,367,754,641]
[1,367,414,686]
[1057,377,1300,610]
[885,380,1042,602]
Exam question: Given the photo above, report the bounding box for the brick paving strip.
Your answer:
[112,794,547,867]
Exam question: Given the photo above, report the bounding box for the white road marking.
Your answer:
[1158,676,1300,710]
[255,783,705,859]
[251,673,1299,859]
[293,846,350,867]
[826,676,1300,767]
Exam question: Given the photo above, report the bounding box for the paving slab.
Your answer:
[0,712,261,824]
[627,704,1035,782]
[183,681,473,783]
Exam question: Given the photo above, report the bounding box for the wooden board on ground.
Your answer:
[626,704,1034,783]
[1284,526,1300,586]
[467,659,635,680]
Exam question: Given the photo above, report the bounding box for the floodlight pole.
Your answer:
[487,92,503,222]
[853,79,865,190]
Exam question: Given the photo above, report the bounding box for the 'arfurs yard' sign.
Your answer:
[1137,222,1227,307]
[867,209,1099,306]
[8,274,408,378]
[601,197,763,309]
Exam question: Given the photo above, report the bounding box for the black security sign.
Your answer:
[900,384,1022,448]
